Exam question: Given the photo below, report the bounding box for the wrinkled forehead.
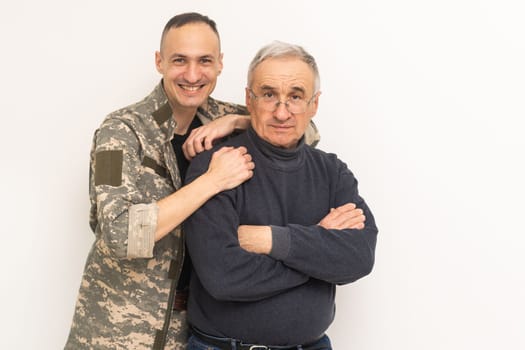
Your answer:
[251,57,316,92]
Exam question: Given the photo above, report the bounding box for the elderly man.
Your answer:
[183,41,378,350]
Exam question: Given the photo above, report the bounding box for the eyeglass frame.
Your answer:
[247,88,319,114]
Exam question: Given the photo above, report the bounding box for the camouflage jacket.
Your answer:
[65,82,320,350]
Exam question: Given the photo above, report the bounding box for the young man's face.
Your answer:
[155,22,223,111]
[246,56,319,149]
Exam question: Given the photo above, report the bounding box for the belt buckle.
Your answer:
[249,346,268,350]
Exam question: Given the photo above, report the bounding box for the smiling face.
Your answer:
[246,56,319,149]
[155,22,223,114]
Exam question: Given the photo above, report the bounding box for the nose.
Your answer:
[183,62,201,83]
[273,101,291,121]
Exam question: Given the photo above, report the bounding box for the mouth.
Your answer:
[179,84,205,92]
[270,124,294,132]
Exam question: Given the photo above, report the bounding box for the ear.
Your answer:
[309,91,321,118]
[154,51,163,74]
[218,53,224,75]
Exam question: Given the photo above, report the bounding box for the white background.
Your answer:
[1,1,524,349]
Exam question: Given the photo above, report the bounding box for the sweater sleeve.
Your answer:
[184,151,310,302]
[268,161,378,285]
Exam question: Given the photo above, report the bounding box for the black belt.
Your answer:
[190,326,326,350]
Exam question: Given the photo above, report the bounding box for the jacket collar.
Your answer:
[149,81,220,142]
[148,82,176,144]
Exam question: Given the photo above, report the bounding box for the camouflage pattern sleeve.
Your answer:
[66,83,186,349]
[91,117,157,259]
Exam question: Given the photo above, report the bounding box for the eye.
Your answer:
[172,57,185,65]
[289,94,304,102]
[262,91,275,100]
[200,57,214,65]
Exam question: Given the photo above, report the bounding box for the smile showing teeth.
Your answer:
[180,85,201,91]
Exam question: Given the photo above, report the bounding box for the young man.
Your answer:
[65,13,260,350]
[184,41,378,350]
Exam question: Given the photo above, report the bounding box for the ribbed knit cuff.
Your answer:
[269,225,291,261]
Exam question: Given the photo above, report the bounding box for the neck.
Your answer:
[173,114,195,135]
[170,103,198,135]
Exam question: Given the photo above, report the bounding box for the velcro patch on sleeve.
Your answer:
[95,150,123,186]
[142,156,167,178]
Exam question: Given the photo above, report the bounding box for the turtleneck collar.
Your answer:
[247,126,306,171]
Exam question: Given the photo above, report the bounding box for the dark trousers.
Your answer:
[187,328,332,350]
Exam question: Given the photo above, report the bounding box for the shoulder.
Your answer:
[104,86,164,127]
[199,97,249,121]
[306,145,338,163]
[95,85,168,143]
[192,131,248,163]
[93,109,143,150]
[186,132,249,182]
[305,146,353,175]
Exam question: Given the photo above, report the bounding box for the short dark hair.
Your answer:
[160,12,220,50]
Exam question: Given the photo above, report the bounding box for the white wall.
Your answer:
[1,1,524,349]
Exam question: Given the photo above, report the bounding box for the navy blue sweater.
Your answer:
[184,127,378,345]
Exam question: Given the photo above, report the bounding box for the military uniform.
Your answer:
[65,81,320,350]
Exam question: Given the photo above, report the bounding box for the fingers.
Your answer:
[212,146,234,156]
[346,212,366,229]
[350,222,365,230]
[203,135,214,151]
[318,202,366,230]
[182,141,195,160]
[341,207,366,229]
[208,146,254,191]
[183,116,238,159]
[183,128,209,160]
[211,146,248,161]
[236,146,248,155]
[325,204,361,221]
[332,202,356,213]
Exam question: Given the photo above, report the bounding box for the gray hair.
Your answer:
[247,41,320,92]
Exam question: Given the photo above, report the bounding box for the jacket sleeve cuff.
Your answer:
[126,203,158,258]
[269,225,291,261]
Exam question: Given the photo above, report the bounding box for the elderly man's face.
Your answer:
[246,57,319,149]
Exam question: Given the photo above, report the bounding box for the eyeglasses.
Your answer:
[248,89,317,114]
